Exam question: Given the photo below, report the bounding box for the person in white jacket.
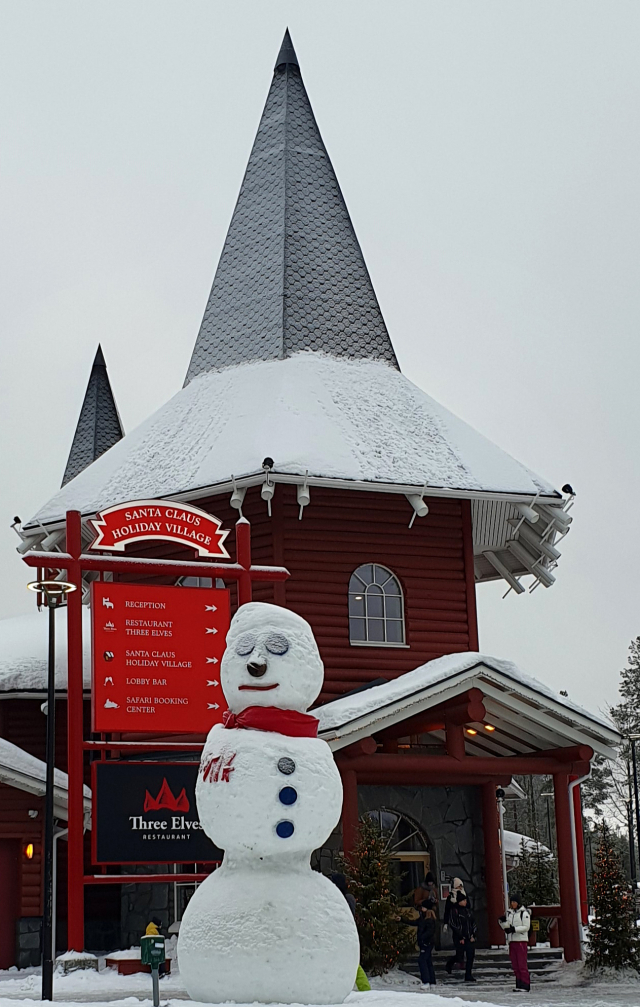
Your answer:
[498,893,531,992]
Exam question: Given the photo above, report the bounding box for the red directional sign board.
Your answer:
[91,582,230,734]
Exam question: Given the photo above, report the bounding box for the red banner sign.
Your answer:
[91,582,230,733]
[88,499,230,557]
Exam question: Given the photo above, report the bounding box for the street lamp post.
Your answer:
[28,580,76,1003]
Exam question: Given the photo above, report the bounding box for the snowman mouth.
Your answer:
[238,683,279,691]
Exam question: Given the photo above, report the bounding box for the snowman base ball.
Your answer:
[178,861,359,1004]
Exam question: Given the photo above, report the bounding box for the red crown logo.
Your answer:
[144,777,189,812]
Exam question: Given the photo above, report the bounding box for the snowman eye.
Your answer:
[235,633,257,657]
[265,633,289,655]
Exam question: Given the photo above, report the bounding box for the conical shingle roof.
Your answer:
[185,30,398,383]
[61,346,124,486]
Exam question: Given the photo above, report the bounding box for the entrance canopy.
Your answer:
[317,651,619,761]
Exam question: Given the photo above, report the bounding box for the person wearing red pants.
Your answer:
[499,893,531,992]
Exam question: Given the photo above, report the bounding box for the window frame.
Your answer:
[348,563,408,648]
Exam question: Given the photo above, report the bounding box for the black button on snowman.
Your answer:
[177,603,360,1006]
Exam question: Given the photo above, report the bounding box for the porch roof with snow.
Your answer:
[317,652,620,761]
[0,738,91,821]
[20,32,571,590]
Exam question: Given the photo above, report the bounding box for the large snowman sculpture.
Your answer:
[178,603,360,1004]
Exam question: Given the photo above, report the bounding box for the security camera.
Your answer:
[262,457,274,471]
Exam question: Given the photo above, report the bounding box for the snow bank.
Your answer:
[28,353,560,528]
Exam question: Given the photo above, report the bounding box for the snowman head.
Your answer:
[221,603,324,714]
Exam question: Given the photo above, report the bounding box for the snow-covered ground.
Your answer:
[0,962,639,1007]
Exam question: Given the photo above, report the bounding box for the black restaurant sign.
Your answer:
[92,761,223,864]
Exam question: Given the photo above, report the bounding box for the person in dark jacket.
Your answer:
[445,893,477,983]
[414,872,438,910]
[330,873,371,992]
[407,900,437,988]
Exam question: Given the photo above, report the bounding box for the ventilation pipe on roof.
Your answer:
[406,488,429,529]
[260,458,275,516]
[230,477,246,516]
[507,519,562,562]
[16,533,45,554]
[507,540,556,588]
[515,503,539,524]
[40,529,65,552]
[484,550,525,595]
[535,503,573,530]
[297,473,310,520]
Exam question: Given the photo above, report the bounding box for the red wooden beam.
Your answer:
[84,873,217,884]
[23,551,289,583]
[335,753,592,777]
[66,511,85,953]
[83,741,204,752]
[375,689,486,742]
[554,772,581,962]
[355,773,512,787]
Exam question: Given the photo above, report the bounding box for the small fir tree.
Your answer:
[339,817,416,975]
[586,823,640,972]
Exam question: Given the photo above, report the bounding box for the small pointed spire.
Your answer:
[62,345,124,486]
[275,28,298,69]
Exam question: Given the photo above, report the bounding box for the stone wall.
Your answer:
[312,783,489,948]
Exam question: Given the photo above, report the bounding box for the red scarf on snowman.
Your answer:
[222,706,319,737]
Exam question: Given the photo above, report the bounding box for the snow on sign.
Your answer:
[91,582,230,733]
[88,499,230,557]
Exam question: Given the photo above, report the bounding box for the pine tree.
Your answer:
[610,637,640,745]
[339,817,416,975]
[586,823,640,972]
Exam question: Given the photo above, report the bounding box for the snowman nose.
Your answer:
[247,661,267,678]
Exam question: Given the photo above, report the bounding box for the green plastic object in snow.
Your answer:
[140,935,165,967]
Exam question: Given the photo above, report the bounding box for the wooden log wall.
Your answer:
[196,484,478,704]
[0,783,43,915]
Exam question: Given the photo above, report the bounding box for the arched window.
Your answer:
[349,564,405,645]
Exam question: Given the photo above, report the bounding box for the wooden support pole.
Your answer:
[235,517,253,606]
[445,718,466,760]
[339,767,359,861]
[482,782,506,946]
[554,772,581,962]
[66,510,85,951]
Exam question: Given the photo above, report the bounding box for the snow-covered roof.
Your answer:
[317,651,620,759]
[26,354,560,533]
[503,830,550,860]
[0,607,91,693]
[0,737,91,821]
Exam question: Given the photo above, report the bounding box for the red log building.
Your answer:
[0,31,620,968]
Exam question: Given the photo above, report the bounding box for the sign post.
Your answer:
[21,506,290,952]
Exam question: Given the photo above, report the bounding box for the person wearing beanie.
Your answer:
[443,878,467,969]
[499,892,531,992]
[445,892,477,983]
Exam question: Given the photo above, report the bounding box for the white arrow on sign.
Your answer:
[205,604,217,612]
[205,627,218,635]
[207,680,219,687]
[207,703,220,710]
[206,657,218,664]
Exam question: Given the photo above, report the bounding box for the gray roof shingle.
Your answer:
[61,345,124,486]
[184,30,398,384]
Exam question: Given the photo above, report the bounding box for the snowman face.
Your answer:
[221,603,324,714]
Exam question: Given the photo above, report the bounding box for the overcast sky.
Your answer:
[1,1,638,718]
